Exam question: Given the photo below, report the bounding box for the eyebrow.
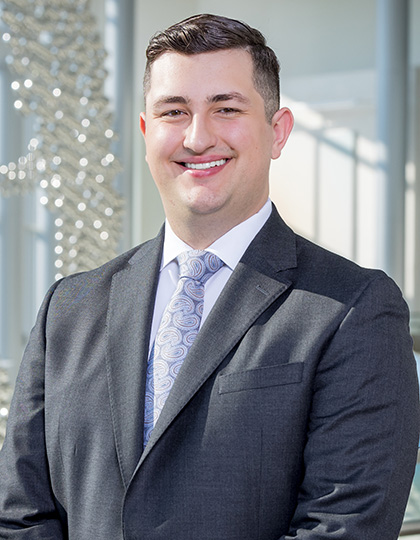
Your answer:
[152,96,190,108]
[152,92,251,109]
[207,92,251,105]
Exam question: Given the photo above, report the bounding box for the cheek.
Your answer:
[225,122,269,154]
[221,123,248,145]
[149,125,182,150]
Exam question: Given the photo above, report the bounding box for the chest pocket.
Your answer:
[218,362,303,394]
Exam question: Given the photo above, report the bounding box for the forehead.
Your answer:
[146,49,256,100]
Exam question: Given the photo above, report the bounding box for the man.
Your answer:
[0,13,418,540]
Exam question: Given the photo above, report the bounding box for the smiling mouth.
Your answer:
[181,158,229,170]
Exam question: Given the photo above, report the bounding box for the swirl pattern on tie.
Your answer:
[144,250,224,446]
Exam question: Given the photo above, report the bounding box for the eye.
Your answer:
[217,107,241,115]
[162,109,185,117]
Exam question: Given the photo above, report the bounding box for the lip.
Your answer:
[175,157,231,177]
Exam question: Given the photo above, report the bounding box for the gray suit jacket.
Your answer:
[0,207,419,539]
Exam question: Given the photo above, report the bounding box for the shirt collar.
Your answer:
[161,199,272,271]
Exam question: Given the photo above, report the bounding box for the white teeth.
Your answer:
[184,159,227,170]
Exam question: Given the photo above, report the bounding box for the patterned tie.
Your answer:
[143,250,224,446]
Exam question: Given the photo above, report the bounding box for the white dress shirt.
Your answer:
[148,199,272,353]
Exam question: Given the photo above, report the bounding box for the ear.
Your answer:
[271,107,294,160]
[139,112,146,137]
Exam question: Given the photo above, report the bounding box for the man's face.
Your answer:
[141,49,292,237]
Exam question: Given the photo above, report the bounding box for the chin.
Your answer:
[183,191,228,216]
[188,200,229,217]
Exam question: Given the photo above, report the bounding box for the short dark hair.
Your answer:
[143,14,280,122]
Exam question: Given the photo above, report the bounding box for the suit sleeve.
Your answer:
[280,274,420,539]
[0,282,66,538]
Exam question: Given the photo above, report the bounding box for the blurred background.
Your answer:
[0,0,419,535]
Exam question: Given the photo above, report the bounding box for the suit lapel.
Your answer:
[139,207,297,464]
[106,231,163,488]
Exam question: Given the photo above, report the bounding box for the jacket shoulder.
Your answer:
[294,233,402,305]
[47,237,161,316]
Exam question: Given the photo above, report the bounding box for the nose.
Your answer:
[183,114,217,154]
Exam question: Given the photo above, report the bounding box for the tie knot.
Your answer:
[177,250,223,283]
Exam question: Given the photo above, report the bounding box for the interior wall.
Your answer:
[131,0,420,321]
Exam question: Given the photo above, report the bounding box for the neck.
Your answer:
[169,218,230,250]
[165,203,267,249]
